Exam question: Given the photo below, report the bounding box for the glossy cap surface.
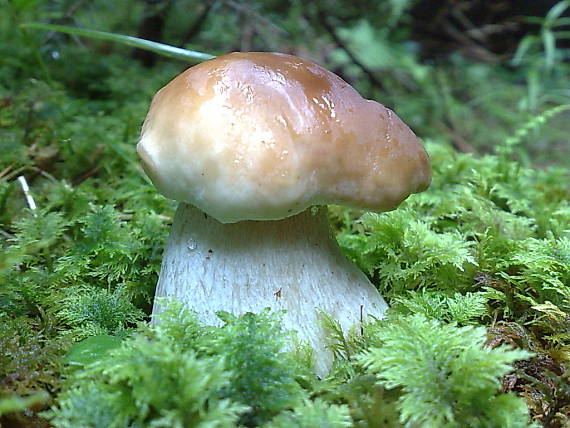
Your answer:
[138,52,430,223]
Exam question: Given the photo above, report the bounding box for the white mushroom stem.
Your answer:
[152,203,388,376]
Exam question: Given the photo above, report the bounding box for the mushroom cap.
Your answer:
[138,52,430,223]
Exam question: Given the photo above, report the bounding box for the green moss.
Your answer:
[1,1,569,426]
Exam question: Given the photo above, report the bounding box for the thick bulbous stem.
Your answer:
[152,203,388,376]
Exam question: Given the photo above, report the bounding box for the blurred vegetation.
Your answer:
[1,0,569,427]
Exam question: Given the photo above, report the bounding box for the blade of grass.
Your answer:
[546,0,570,23]
[542,29,556,70]
[20,23,215,63]
[511,35,537,66]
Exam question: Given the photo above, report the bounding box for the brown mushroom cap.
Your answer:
[138,52,430,223]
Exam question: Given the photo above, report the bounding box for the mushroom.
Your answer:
[137,52,430,375]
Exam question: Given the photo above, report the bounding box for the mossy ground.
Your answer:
[1,1,569,427]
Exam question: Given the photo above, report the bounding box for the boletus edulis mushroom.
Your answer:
[137,52,430,376]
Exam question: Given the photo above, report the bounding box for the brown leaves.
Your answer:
[487,321,570,427]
